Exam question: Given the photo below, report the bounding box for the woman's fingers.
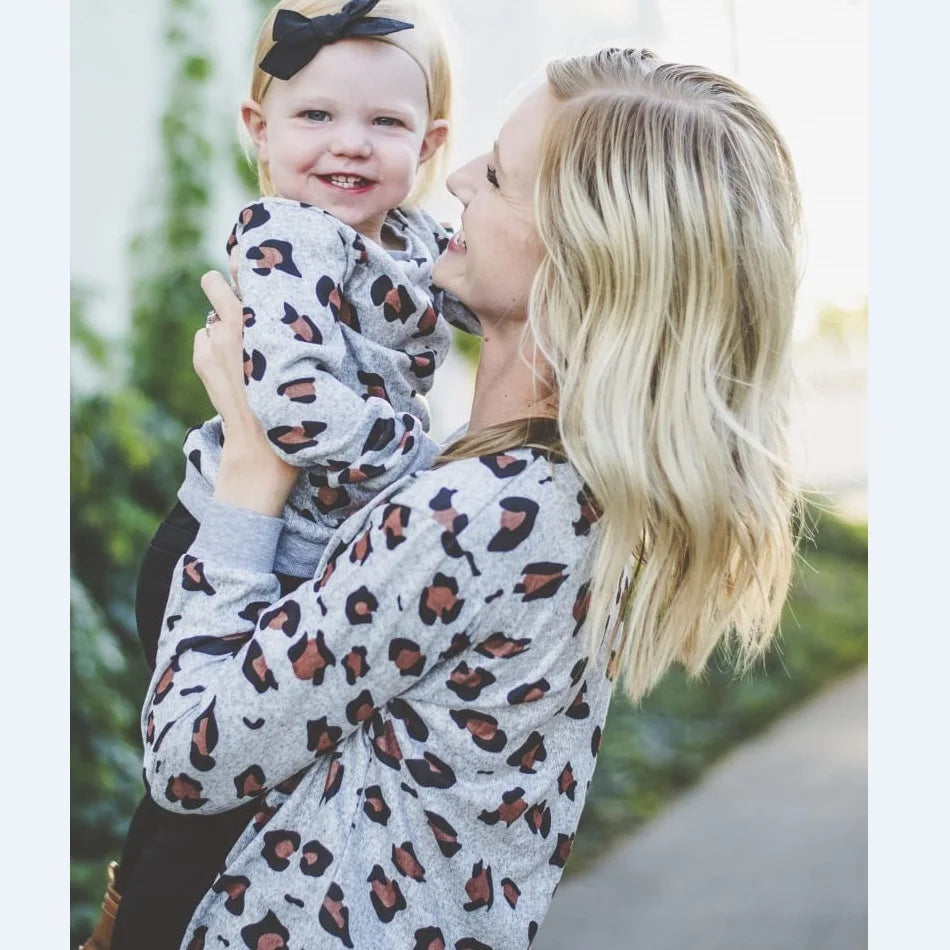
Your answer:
[200,270,243,329]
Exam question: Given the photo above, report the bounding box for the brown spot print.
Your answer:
[212,874,249,915]
[507,679,550,705]
[456,940,493,950]
[145,711,154,745]
[392,841,426,882]
[350,530,372,565]
[501,877,521,909]
[181,556,214,595]
[260,600,301,636]
[446,662,496,702]
[463,860,494,911]
[424,809,461,858]
[275,772,304,796]
[438,632,471,662]
[306,716,342,754]
[372,717,404,770]
[288,630,335,685]
[572,582,591,636]
[345,586,378,625]
[345,688,376,725]
[243,348,266,382]
[412,927,445,950]
[565,683,591,720]
[367,864,407,922]
[591,724,603,757]
[276,378,316,403]
[433,505,460,531]
[314,484,350,514]
[389,637,426,676]
[406,751,457,789]
[514,562,569,602]
[262,830,300,871]
[558,762,577,801]
[381,503,411,549]
[243,641,278,693]
[420,577,464,625]
[524,801,552,838]
[549,832,575,868]
[416,303,437,336]
[321,755,344,803]
[506,731,547,774]
[165,773,206,810]
[186,926,207,950]
[387,697,429,741]
[299,838,333,877]
[501,510,524,531]
[268,421,327,451]
[569,657,589,687]
[342,646,369,685]
[475,633,531,660]
[478,787,527,827]
[283,311,320,344]
[318,883,353,948]
[252,801,278,832]
[154,664,175,703]
[572,486,602,536]
[479,453,528,479]
[234,764,266,799]
[450,709,507,753]
[363,785,392,826]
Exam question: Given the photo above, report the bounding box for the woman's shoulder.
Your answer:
[386,446,597,549]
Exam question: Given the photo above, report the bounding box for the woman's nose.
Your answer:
[446,155,482,206]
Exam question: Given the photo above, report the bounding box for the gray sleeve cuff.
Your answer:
[191,501,282,574]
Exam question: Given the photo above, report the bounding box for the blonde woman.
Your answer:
[115,47,798,950]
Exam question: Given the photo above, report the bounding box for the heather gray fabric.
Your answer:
[144,449,615,949]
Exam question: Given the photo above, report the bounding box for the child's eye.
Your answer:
[374,116,404,128]
[486,164,499,187]
[304,110,330,122]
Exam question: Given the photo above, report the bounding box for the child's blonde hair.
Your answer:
[248,0,453,207]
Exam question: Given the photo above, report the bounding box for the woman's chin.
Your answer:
[432,255,461,296]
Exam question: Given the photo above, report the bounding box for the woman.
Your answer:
[136,47,799,949]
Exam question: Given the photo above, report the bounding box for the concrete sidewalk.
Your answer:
[534,669,868,950]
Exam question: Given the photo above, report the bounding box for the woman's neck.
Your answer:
[467,318,557,433]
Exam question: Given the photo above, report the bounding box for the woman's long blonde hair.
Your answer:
[247,0,454,205]
[447,49,802,703]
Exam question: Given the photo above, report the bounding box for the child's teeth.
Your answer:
[330,174,365,188]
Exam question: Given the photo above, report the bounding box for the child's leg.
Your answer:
[111,800,260,950]
[135,500,200,671]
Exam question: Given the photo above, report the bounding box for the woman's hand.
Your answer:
[196,271,298,517]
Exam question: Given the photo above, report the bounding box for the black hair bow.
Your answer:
[259,0,414,81]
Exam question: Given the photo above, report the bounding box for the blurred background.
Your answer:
[71,1,867,946]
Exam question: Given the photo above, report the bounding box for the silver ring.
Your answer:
[205,309,221,328]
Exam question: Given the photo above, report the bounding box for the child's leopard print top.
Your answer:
[144,445,616,949]
[180,198,479,579]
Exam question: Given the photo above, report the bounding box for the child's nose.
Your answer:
[329,124,372,159]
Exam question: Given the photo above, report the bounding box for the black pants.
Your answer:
[113,501,305,950]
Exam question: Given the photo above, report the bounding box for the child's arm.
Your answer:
[230,200,441,498]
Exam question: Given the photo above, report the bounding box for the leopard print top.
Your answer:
[143,445,615,950]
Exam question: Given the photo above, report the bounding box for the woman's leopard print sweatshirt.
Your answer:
[143,443,616,950]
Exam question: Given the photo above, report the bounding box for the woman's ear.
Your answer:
[241,99,269,162]
[418,119,450,165]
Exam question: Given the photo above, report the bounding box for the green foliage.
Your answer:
[568,503,868,876]
[128,0,216,427]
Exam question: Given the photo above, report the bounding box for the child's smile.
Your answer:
[244,38,448,246]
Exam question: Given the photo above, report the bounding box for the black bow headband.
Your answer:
[259,0,415,81]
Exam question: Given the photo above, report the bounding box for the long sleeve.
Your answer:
[142,491,480,814]
[232,199,441,495]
